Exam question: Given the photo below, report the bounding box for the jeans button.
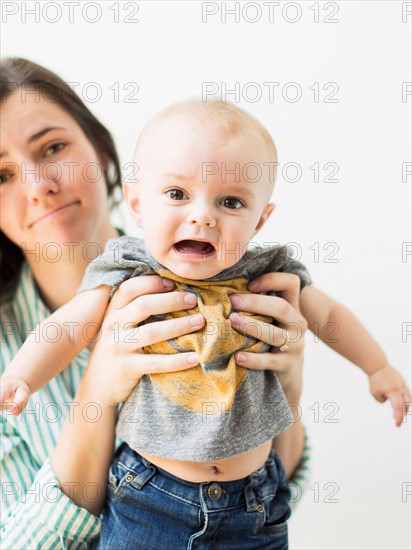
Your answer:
[208,482,222,501]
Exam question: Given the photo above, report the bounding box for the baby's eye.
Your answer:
[166,188,188,201]
[220,197,244,210]
[44,142,66,157]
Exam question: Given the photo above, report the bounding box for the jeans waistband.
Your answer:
[115,443,283,513]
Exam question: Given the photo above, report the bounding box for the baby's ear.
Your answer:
[122,182,142,226]
[253,203,276,236]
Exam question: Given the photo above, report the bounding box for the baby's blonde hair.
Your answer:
[135,99,277,164]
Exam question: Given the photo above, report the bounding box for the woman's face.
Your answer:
[0,92,112,255]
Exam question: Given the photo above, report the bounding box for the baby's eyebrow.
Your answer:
[160,172,190,181]
[223,186,255,199]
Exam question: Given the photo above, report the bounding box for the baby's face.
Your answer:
[125,114,275,280]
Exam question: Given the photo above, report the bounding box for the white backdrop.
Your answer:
[2,1,411,548]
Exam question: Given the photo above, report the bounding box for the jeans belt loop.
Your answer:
[243,480,259,512]
[129,463,156,490]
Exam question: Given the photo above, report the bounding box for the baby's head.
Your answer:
[124,100,278,279]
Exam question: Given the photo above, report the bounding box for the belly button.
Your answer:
[210,466,219,475]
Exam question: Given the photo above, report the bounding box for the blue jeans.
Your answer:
[99,443,291,550]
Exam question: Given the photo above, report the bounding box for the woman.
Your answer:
[0,58,309,548]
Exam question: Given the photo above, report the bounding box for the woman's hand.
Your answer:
[82,275,204,409]
[229,272,308,401]
[52,275,205,514]
[228,272,309,478]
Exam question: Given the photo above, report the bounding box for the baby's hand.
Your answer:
[368,365,411,427]
[0,375,31,416]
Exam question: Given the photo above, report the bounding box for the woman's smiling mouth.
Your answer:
[29,201,80,227]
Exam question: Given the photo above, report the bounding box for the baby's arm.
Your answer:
[0,286,111,415]
[299,285,411,426]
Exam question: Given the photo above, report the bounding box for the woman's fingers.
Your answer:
[85,311,204,406]
[106,276,198,328]
[248,272,302,311]
[125,351,200,377]
[116,313,205,352]
[122,291,197,326]
[229,311,305,349]
[230,293,306,328]
[234,349,291,372]
[233,349,304,400]
[225,271,308,401]
[229,313,290,347]
[109,275,175,310]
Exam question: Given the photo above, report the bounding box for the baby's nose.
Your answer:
[186,207,217,227]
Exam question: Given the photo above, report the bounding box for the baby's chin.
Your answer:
[161,258,238,281]
[163,263,225,281]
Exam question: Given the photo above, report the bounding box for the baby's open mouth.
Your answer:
[174,240,216,255]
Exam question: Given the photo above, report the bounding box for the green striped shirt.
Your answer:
[1,262,311,548]
[1,264,100,549]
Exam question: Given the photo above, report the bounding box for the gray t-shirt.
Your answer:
[79,236,312,461]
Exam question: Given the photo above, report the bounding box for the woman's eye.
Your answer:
[166,189,188,200]
[0,173,12,185]
[221,197,244,210]
[44,142,66,157]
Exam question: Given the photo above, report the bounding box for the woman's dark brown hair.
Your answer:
[0,58,122,288]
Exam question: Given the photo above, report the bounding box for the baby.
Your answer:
[1,100,410,548]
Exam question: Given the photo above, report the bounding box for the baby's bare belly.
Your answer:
[138,439,273,482]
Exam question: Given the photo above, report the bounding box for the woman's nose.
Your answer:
[25,163,60,203]
[186,205,217,228]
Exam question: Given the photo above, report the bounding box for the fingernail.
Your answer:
[248,280,259,291]
[190,314,204,327]
[230,294,241,307]
[229,313,241,328]
[187,353,199,364]
[162,277,174,289]
[184,293,197,305]
[235,352,247,363]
